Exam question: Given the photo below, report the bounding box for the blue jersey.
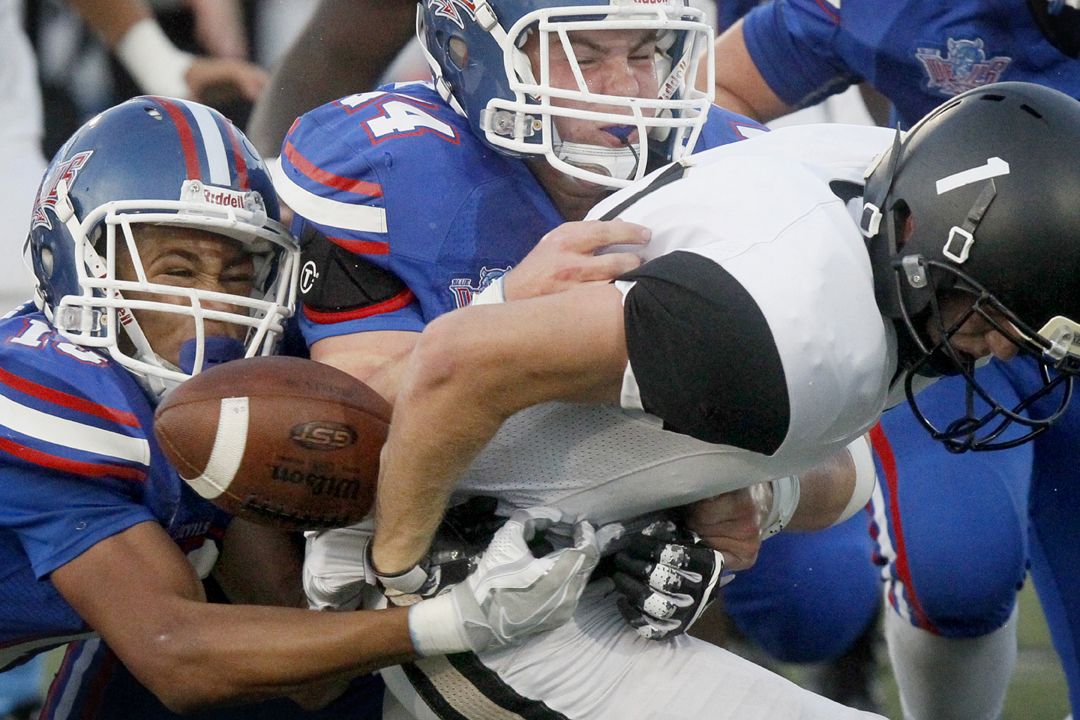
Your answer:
[275,82,765,345]
[0,304,230,673]
[741,0,1080,128]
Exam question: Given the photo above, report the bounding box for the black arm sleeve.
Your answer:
[298,224,408,314]
[620,251,790,455]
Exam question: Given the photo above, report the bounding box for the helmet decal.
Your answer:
[429,0,478,29]
[32,151,93,232]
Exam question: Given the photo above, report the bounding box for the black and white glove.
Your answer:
[407,507,600,656]
[612,520,728,640]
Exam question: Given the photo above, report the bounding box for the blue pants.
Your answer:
[721,513,880,664]
[723,357,1080,715]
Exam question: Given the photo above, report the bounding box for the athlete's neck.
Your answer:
[528,159,614,222]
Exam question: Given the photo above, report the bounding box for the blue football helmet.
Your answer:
[28,96,300,398]
[417,0,715,188]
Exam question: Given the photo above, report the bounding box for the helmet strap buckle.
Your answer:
[943,226,975,263]
[859,202,882,238]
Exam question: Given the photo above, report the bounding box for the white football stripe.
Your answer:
[270,158,388,234]
[183,99,232,186]
[0,393,149,465]
[184,397,250,499]
[935,157,1009,195]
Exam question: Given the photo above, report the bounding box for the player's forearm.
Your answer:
[786,435,875,531]
[705,20,794,123]
[370,287,628,573]
[245,0,416,156]
[65,0,150,48]
[125,599,415,713]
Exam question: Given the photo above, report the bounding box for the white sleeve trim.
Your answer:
[761,476,800,539]
[271,158,388,234]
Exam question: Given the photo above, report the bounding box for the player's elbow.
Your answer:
[124,623,256,713]
[408,310,502,401]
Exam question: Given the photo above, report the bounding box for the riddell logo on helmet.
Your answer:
[202,186,251,210]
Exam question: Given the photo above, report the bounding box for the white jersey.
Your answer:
[383,125,896,720]
[456,124,899,525]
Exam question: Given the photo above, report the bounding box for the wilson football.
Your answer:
[153,356,390,531]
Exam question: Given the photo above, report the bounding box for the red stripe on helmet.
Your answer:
[154,97,201,181]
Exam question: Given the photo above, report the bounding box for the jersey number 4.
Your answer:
[342,94,460,145]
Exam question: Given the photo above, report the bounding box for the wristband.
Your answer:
[408,592,472,656]
[761,475,800,538]
[115,18,195,98]
[365,542,429,594]
[470,275,505,305]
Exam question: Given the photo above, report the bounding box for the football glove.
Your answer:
[408,506,600,656]
[613,520,729,640]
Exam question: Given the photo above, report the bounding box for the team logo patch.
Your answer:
[428,0,477,30]
[449,266,510,308]
[31,151,94,231]
[916,38,1011,97]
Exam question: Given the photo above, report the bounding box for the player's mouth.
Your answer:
[601,125,639,147]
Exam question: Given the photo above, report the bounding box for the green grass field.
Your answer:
[808,581,1070,719]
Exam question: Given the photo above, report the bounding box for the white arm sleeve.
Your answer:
[114,18,195,98]
[832,433,876,526]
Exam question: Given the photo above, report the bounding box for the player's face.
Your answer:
[927,290,1020,364]
[116,225,255,367]
[523,27,661,149]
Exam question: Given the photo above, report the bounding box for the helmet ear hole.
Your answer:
[892,201,913,249]
[39,247,54,279]
[447,36,468,70]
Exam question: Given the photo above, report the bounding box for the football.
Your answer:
[153,356,390,531]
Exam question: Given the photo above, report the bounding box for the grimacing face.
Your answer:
[115,224,255,368]
[522,27,662,150]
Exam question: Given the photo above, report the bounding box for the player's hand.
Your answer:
[502,219,651,301]
[185,57,268,103]
[306,498,506,611]
[683,485,770,571]
[612,520,728,641]
[407,507,600,656]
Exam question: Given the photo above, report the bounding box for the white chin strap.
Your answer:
[553,140,640,182]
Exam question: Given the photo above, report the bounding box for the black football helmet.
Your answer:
[862,82,1080,451]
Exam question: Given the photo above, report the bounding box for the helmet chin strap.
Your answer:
[551,125,641,181]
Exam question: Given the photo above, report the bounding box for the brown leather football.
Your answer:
[153,356,390,531]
